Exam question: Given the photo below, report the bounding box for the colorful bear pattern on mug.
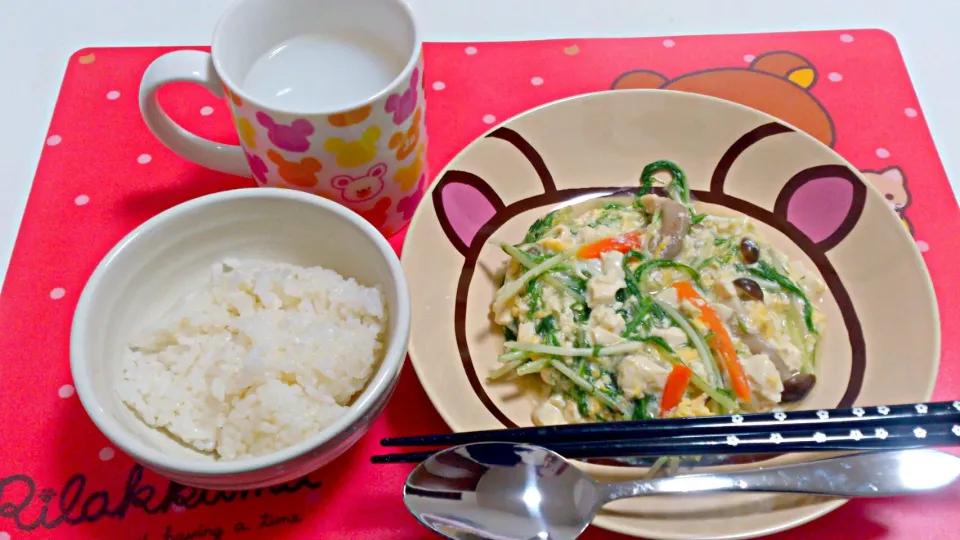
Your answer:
[227,55,426,236]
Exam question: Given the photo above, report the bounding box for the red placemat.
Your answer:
[2,30,958,540]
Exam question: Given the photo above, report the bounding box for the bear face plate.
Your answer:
[401,90,939,540]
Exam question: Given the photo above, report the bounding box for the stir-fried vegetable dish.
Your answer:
[489,161,826,425]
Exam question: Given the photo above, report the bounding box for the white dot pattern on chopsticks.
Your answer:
[953,425,960,437]
[813,432,827,443]
[915,404,928,414]
[953,401,960,412]
[877,406,890,415]
[731,414,744,424]
[852,407,865,417]
[850,429,863,441]
[816,410,829,420]
[875,428,888,439]
[726,435,739,446]
[770,433,783,444]
[774,412,786,421]
[913,427,927,439]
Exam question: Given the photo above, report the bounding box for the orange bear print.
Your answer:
[862,166,914,234]
[224,87,243,106]
[328,105,373,127]
[358,198,392,231]
[393,143,424,191]
[388,108,422,160]
[324,126,381,168]
[267,150,322,187]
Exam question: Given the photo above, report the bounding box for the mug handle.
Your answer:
[139,50,250,177]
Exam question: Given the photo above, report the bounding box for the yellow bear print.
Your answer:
[324,126,381,168]
[237,117,257,148]
[393,143,424,191]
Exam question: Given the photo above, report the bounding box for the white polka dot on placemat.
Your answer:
[50,287,65,300]
[432,81,446,91]
[106,90,120,100]
[905,107,918,118]
[137,153,152,164]
[662,39,675,48]
[917,240,930,252]
[530,76,544,86]
[99,447,115,461]
[876,148,890,158]
[74,194,89,206]
[482,114,496,124]
[0,531,10,540]
[200,106,214,116]
[840,34,855,43]
[828,72,843,82]
[465,46,477,55]
[46,135,61,146]
[58,384,75,398]
[744,54,755,63]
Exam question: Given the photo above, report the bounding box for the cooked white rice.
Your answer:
[116,258,387,460]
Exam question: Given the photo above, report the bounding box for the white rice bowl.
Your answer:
[116,258,387,460]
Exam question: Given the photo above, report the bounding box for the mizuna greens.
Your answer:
[489,161,827,426]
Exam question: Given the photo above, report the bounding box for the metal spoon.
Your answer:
[403,442,960,540]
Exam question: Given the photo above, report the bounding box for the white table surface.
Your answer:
[0,0,957,287]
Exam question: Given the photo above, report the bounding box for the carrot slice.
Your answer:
[660,364,693,417]
[672,282,752,403]
[577,231,644,259]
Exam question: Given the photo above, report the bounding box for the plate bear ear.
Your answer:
[432,170,505,256]
[774,165,867,251]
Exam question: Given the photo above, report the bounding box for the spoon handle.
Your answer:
[601,449,960,502]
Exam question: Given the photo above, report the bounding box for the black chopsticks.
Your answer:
[372,399,960,464]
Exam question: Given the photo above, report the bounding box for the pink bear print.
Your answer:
[244,149,269,184]
[256,112,314,152]
[397,173,426,220]
[331,163,387,203]
[385,67,419,125]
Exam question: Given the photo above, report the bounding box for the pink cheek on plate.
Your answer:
[785,176,854,244]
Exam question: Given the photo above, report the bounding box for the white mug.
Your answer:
[139,0,426,236]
